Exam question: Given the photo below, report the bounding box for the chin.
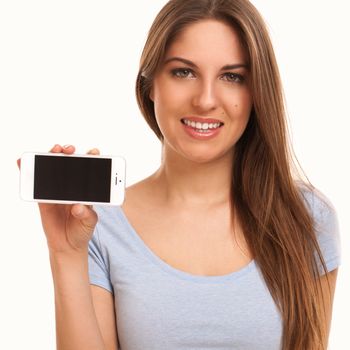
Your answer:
[182,148,232,164]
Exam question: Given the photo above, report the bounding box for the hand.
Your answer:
[17,144,101,255]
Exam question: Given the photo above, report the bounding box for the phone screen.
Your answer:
[34,155,112,202]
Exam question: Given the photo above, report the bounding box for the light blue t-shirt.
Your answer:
[88,188,341,350]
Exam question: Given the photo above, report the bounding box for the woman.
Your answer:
[22,0,341,349]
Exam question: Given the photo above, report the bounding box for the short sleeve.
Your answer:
[88,225,114,293]
[303,189,342,275]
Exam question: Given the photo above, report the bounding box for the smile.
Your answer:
[180,118,224,140]
[181,118,224,132]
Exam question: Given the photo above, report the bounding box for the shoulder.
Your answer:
[93,205,125,229]
[297,182,338,232]
[297,182,341,273]
[91,177,156,240]
[90,204,133,251]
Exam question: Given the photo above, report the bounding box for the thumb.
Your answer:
[71,204,98,230]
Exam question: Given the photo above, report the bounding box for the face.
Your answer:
[150,19,253,163]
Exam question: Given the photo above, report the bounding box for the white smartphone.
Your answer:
[20,152,126,206]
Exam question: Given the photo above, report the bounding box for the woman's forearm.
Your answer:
[49,250,106,350]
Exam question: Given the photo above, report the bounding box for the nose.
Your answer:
[191,79,219,112]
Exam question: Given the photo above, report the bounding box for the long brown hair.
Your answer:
[135,0,329,349]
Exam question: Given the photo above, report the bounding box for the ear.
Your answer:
[149,86,154,102]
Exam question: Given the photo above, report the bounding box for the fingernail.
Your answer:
[75,205,84,216]
[63,144,71,149]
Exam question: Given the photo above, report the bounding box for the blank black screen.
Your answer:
[34,155,111,202]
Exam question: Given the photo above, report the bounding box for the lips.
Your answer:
[180,116,224,140]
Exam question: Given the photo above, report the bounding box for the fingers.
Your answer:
[71,204,98,229]
[49,144,99,155]
[50,144,61,153]
[87,148,100,155]
[50,144,75,155]
[18,144,99,172]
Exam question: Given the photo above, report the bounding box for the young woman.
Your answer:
[21,0,341,349]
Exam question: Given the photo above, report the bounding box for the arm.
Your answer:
[50,250,115,350]
[91,285,118,350]
[320,268,338,348]
[19,145,118,349]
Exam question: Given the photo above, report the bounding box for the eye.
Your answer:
[222,72,245,84]
[170,68,195,79]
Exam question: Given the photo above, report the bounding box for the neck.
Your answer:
[150,142,234,208]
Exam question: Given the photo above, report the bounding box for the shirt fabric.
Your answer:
[88,187,341,350]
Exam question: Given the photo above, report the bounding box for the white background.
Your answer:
[1,1,349,348]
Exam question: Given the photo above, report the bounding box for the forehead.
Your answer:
[165,19,248,65]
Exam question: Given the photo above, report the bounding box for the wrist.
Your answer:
[49,248,90,286]
[49,248,88,265]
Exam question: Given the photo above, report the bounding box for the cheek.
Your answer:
[152,81,177,134]
[153,79,190,130]
[226,92,252,121]
[154,79,188,111]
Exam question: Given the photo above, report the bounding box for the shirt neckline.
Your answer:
[117,205,256,283]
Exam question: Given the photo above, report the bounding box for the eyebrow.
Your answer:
[163,56,249,70]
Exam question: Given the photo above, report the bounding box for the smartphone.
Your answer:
[20,152,126,205]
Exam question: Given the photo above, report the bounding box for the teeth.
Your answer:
[183,119,222,130]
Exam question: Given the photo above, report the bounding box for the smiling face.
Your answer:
[150,19,253,163]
